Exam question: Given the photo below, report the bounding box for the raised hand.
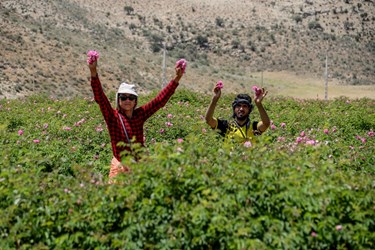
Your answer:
[174,66,183,83]
[254,87,268,104]
[87,50,99,64]
[175,58,187,74]
[174,58,187,83]
[87,50,99,77]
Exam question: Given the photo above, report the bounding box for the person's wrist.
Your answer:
[174,76,181,83]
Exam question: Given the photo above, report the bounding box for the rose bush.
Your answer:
[0,90,374,249]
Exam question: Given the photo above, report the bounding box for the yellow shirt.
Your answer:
[215,118,259,144]
[225,122,256,144]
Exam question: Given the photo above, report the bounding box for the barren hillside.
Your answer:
[1,0,374,99]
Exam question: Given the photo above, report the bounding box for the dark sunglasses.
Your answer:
[119,95,137,101]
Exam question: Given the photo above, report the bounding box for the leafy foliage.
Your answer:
[0,91,374,249]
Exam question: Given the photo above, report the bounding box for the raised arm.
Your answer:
[88,57,116,124]
[254,88,270,133]
[205,86,221,129]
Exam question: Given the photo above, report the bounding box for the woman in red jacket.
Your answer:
[88,53,185,179]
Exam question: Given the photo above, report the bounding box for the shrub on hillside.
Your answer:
[215,17,225,27]
[196,35,209,48]
[292,14,303,24]
[308,21,323,31]
[124,6,134,15]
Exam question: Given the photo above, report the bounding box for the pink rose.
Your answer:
[175,58,187,74]
[306,140,316,145]
[296,137,304,144]
[87,50,99,64]
[216,80,223,89]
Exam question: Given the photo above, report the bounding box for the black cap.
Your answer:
[232,94,252,109]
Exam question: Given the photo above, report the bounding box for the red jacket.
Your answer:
[91,75,179,161]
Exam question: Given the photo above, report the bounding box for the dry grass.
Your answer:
[0,0,374,99]
[253,71,375,99]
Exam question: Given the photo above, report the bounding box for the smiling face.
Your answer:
[234,102,251,121]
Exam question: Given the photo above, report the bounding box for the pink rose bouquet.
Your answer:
[87,50,99,64]
[252,85,262,98]
[216,80,223,89]
[175,59,187,74]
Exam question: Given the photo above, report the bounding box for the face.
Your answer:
[118,94,137,111]
[234,103,250,121]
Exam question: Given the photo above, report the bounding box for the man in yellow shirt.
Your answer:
[205,85,270,144]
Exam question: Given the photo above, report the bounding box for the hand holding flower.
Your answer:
[216,80,223,89]
[252,85,262,98]
[252,85,268,104]
[175,59,187,74]
[87,50,99,64]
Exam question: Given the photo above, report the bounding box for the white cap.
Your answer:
[116,82,138,109]
[117,82,138,96]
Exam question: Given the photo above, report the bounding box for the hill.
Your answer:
[0,0,374,99]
